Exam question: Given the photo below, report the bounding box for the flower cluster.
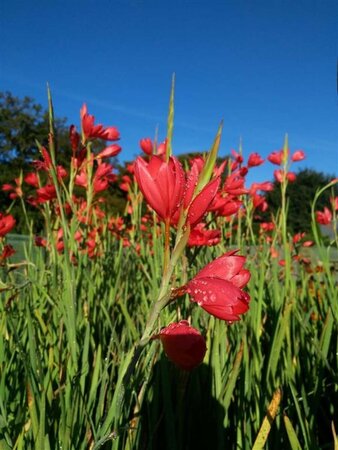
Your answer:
[133,142,252,370]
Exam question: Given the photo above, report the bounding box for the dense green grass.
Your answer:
[0,93,337,449]
[1,208,337,450]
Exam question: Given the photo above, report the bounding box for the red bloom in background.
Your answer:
[231,149,244,164]
[274,170,296,183]
[24,172,39,188]
[154,320,206,371]
[287,172,296,182]
[134,155,185,222]
[81,104,120,141]
[35,236,48,247]
[119,175,132,192]
[252,193,268,212]
[316,207,332,225]
[2,178,23,199]
[0,244,15,261]
[224,171,248,195]
[292,232,305,244]
[32,147,52,172]
[0,213,16,237]
[186,250,250,322]
[248,152,265,167]
[260,222,275,232]
[209,193,242,217]
[96,144,121,159]
[69,125,80,151]
[36,184,57,203]
[188,223,221,247]
[291,150,305,162]
[139,138,153,156]
[267,150,285,165]
[93,162,116,193]
[249,181,274,195]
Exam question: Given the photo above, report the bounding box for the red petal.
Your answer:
[195,250,245,281]
[188,177,220,227]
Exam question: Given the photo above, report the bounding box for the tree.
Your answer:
[263,168,337,234]
[0,91,71,165]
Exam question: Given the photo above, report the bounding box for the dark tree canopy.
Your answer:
[0,91,70,165]
[264,168,337,234]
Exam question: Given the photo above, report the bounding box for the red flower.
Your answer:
[0,244,15,261]
[267,150,285,165]
[155,320,206,371]
[36,184,57,203]
[168,159,220,227]
[96,144,121,159]
[81,104,120,141]
[134,155,185,222]
[291,150,305,162]
[209,194,242,217]
[185,177,220,227]
[252,193,268,212]
[32,147,52,172]
[287,172,296,182]
[188,223,221,247]
[224,171,248,195]
[231,149,244,164]
[2,178,23,199]
[139,138,153,156]
[119,175,132,192]
[292,232,306,244]
[247,152,265,167]
[24,173,39,188]
[274,170,296,183]
[35,236,47,247]
[93,162,115,193]
[69,125,80,152]
[0,213,16,237]
[249,181,274,195]
[260,222,275,232]
[156,139,167,156]
[316,207,332,225]
[186,250,251,322]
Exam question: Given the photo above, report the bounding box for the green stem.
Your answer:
[163,218,171,276]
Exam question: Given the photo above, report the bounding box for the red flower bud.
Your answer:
[134,155,185,222]
[0,213,16,237]
[291,150,305,162]
[248,152,265,167]
[139,138,153,155]
[155,320,206,371]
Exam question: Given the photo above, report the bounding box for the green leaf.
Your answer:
[195,121,223,193]
[284,414,302,450]
[166,73,175,161]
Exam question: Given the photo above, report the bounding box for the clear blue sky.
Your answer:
[1,0,337,184]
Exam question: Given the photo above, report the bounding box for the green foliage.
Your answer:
[1,219,337,449]
[264,168,338,234]
[0,90,337,450]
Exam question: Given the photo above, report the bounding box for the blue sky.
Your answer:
[1,0,337,184]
